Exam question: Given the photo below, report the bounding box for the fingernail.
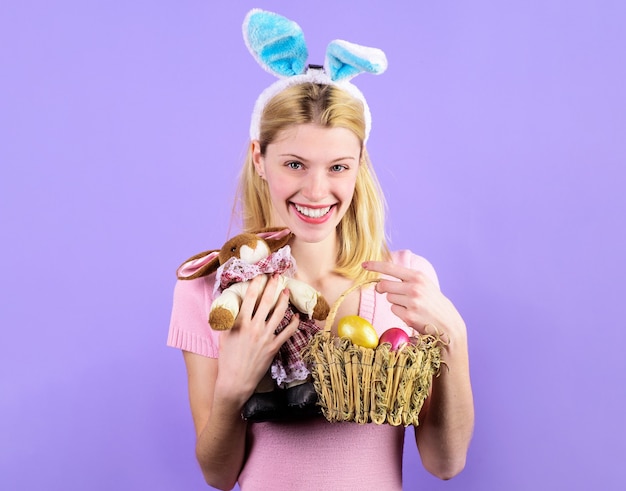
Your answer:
[362,262,369,269]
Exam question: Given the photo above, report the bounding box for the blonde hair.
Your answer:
[235,83,390,282]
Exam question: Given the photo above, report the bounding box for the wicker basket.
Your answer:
[302,280,443,426]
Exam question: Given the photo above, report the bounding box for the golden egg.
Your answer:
[337,315,379,349]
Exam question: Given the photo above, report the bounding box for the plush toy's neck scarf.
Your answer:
[214,245,296,295]
[243,9,387,143]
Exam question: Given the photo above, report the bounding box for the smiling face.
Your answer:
[252,123,361,245]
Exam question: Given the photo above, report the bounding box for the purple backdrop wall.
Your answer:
[1,1,625,490]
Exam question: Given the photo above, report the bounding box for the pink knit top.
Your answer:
[167,250,439,490]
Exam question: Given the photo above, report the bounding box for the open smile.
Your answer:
[291,203,336,223]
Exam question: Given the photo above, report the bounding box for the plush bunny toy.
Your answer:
[176,228,330,420]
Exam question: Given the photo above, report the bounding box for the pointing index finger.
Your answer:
[362,260,412,281]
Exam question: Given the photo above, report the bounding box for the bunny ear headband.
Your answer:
[243,9,388,143]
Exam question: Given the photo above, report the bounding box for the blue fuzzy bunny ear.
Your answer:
[325,40,388,82]
[243,9,308,78]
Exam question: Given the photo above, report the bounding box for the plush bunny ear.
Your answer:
[176,250,221,280]
[243,9,308,78]
[325,40,388,82]
[252,227,293,252]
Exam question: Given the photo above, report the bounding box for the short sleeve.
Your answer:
[166,276,220,358]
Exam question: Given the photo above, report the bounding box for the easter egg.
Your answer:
[337,315,379,349]
[379,328,411,351]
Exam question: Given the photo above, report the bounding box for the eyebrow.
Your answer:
[279,153,357,163]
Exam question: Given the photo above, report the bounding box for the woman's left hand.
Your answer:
[364,260,474,478]
[362,261,467,347]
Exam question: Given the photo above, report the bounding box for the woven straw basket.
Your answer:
[302,280,443,426]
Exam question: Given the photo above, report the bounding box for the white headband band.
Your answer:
[243,9,388,143]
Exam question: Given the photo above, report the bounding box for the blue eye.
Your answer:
[331,164,348,172]
[287,161,302,170]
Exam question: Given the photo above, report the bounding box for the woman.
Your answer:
[168,10,473,491]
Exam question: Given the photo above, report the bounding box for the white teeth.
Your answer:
[294,204,332,218]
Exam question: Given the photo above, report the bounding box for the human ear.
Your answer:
[251,140,265,179]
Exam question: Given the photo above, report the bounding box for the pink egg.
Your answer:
[378,328,411,351]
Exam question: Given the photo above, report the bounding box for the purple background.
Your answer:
[1,1,625,490]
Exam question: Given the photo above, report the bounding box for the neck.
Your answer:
[289,232,339,286]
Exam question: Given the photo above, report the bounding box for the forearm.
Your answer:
[416,338,474,480]
[195,381,249,490]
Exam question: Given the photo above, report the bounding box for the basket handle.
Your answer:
[324,279,380,332]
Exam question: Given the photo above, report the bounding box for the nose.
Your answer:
[301,169,328,202]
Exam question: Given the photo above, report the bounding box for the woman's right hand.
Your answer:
[214,274,300,408]
[184,274,298,490]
